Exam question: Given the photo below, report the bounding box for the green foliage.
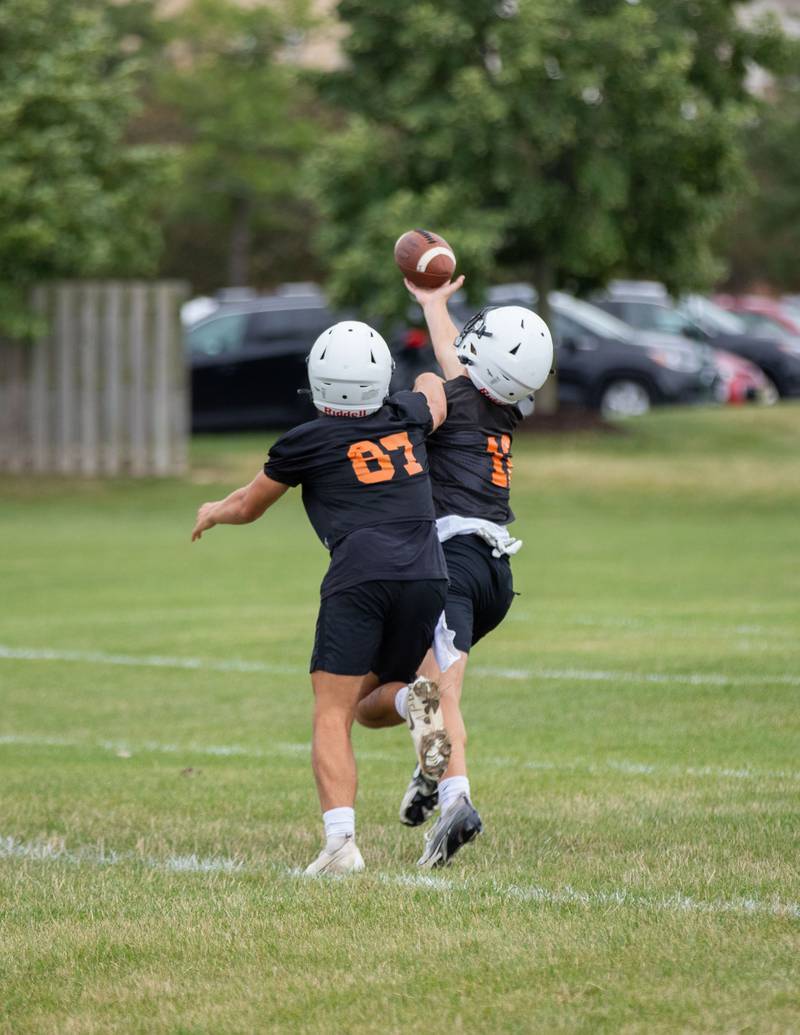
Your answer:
[309,0,788,325]
[0,0,174,337]
[154,0,319,290]
[719,70,800,292]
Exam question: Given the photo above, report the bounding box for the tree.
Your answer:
[0,0,172,337]
[153,0,319,291]
[309,0,787,408]
[718,74,800,292]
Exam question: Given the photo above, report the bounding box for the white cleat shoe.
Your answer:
[406,676,451,781]
[304,835,365,876]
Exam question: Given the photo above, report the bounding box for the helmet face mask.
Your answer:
[307,321,395,417]
[456,305,554,405]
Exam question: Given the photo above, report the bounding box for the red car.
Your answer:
[715,294,800,338]
[712,348,777,405]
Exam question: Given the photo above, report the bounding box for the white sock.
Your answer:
[323,806,355,846]
[394,685,409,721]
[438,776,470,816]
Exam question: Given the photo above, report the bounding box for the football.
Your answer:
[394,229,457,289]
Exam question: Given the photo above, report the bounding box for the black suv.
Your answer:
[186,288,431,430]
[591,283,800,398]
[461,286,718,417]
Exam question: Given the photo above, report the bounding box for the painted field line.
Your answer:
[510,756,800,782]
[384,873,800,921]
[0,644,297,675]
[0,733,305,760]
[0,834,243,874]
[471,664,800,688]
[2,732,798,784]
[2,643,799,689]
[0,733,401,764]
[2,834,798,921]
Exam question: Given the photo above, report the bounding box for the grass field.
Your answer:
[1,404,799,1034]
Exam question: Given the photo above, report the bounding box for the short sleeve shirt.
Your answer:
[426,376,522,524]
[265,391,447,596]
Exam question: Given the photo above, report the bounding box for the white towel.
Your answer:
[436,514,523,558]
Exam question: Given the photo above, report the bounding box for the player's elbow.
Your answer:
[414,371,442,392]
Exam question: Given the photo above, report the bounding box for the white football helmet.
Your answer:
[455,305,554,405]
[307,321,394,417]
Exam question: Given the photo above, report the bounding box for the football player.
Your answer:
[191,321,453,875]
[356,276,553,867]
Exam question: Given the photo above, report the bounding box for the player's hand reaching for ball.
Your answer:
[404,275,465,309]
[191,502,218,541]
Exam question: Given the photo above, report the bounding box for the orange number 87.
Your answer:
[348,432,423,485]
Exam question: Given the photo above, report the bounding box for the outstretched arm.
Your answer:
[404,275,466,382]
[191,471,289,541]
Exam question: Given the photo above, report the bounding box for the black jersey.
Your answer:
[426,376,522,524]
[265,390,446,597]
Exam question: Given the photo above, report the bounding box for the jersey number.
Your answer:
[348,432,423,485]
[487,434,512,488]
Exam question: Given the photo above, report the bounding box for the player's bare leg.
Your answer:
[305,670,376,875]
[419,650,468,779]
[356,675,451,780]
[402,649,482,866]
[355,680,405,729]
[398,649,467,826]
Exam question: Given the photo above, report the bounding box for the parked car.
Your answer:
[186,286,431,430]
[711,349,776,405]
[455,285,718,417]
[592,282,800,398]
[573,285,771,405]
[714,294,800,337]
[186,282,720,428]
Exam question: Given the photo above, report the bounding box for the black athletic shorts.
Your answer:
[442,534,516,654]
[311,579,448,684]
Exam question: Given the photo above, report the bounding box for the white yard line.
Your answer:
[0,733,409,763]
[0,644,296,675]
[471,664,800,688]
[512,756,800,782]
[1,834,797,921]
[2,732,798,783]
[2,642,799,688]
[0,732,304,760]
[383,872,800,920]
[0,834,243,874]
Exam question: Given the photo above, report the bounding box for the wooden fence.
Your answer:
[0,281,188,477]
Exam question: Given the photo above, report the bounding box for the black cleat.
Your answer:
[417,793,482,868]
[399,765,439,827]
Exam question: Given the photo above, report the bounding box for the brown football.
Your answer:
[394,229,457,289]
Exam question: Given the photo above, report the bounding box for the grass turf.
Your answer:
[1,404,799,1034]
